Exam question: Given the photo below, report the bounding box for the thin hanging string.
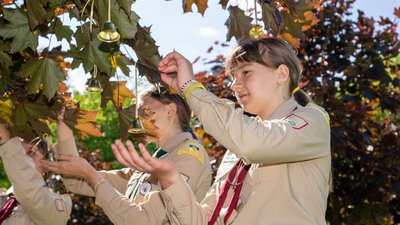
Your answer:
[81,0,95,33]
[107,0,111,22]
[135,64,139,119]
[93,65,98,78]
[254,0,258,25]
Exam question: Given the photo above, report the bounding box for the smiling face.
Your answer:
[230,62,281,119]
[226,38,303,119]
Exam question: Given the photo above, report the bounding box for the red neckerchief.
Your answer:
[208,159,251,225]
[0,193,17,224]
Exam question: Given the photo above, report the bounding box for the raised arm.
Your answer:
[0,124,72,225]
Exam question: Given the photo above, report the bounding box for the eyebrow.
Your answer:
[231,62,252,76]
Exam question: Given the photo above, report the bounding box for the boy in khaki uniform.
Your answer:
[0,124,72,225]
[42,88,211,225]
[114,37,331,225]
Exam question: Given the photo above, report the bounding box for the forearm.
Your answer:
[63,169,131,196]
[95,181,167,225]
[160,176,213,225]
[57,120,74,142]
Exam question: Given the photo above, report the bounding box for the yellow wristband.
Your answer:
[184,82,206,99]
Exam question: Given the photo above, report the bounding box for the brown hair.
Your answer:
[26,137,48,155]
[141,86,197,139]
[225,37,312,106]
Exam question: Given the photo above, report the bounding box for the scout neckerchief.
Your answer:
[0,193,17,224]
[127,148,168,200]
[208,159,251,225]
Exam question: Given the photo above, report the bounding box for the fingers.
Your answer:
[111,144,130,167]
[53,154,74,161]
[40,159,64,174]
[114,140,137,167]
[158,51,183,67]
[128,143,154,172]
[138,143,156,166]
[160,73,178,91]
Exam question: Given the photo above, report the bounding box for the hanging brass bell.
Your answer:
[86,77,103,92]
[249,24,264,38]
[128,118,146,134]
[98,21,121,43]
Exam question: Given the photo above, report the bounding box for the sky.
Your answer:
[66,0,400,93]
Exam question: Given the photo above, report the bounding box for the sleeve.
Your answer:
[94,180,168,225]
[54,135,132,196]
[187,88,330,164]
[0,137,72,225]
[160,175,220,225]
[170,141,212,202]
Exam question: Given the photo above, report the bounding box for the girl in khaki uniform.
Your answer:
[41,88,211,225]
[0,124,72,225]
[113,37,331,225]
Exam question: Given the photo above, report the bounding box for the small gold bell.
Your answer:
[249,25,264,38]
[86,78,103,93]
[98,22,121,43]
[128,117,146,134]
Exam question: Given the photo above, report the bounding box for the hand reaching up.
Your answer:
[158,51,195,92]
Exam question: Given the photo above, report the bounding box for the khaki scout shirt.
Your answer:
[0,137,72,225]
[160,89,331,225]
[58,132,211,225]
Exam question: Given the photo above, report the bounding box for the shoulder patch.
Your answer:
[54,198,65,211]
[177,141,205,164]
[284,114,308,129]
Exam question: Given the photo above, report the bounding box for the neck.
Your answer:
[158,127,182,147]
[259,98,286,120]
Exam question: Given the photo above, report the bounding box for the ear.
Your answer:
[167,103,177,116]
[276,64,290,85]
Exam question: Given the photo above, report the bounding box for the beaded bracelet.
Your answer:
[180,80,197,94]
[184,82,206,99]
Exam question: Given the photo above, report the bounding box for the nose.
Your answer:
[230,77,242,92]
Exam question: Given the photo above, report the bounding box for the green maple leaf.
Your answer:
[26,0,48,30]
[54,18,74,42]
[0,50,12,83]
[80,39,112,73]
[18,58,65,100]
[225,6,252,41]
[0,8,38,52]
[73,22,92,50]
[116,0,134,16]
